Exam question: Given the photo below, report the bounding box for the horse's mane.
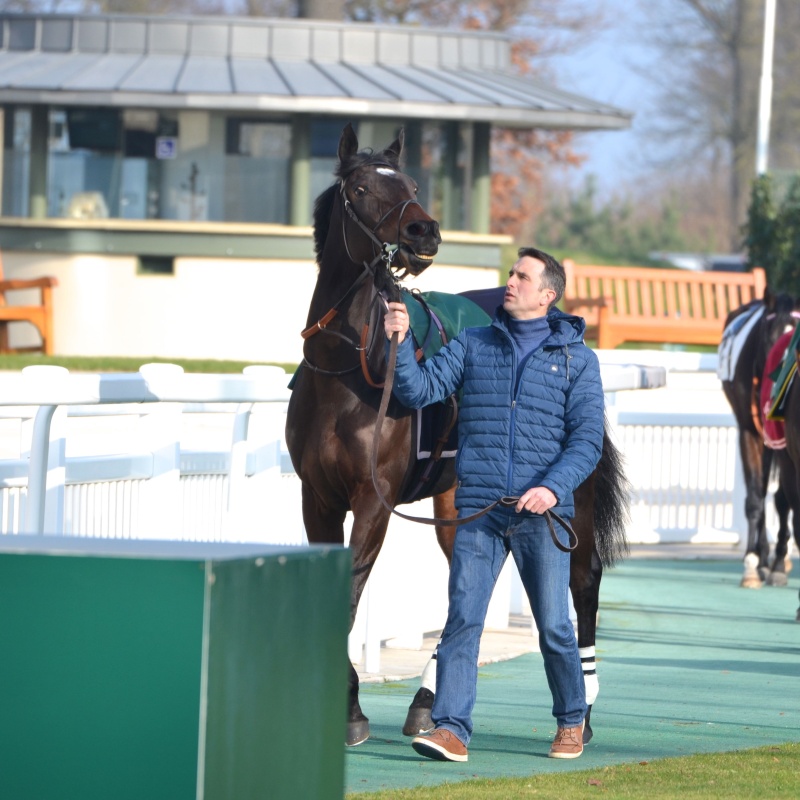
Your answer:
[312,146,403,259]
[312,185,337,258]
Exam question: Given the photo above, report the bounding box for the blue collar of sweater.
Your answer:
[493,307,587,347]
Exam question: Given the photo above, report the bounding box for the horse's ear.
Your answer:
[338,123,359,164]
[763,285,775,311]
[384,128,405,164]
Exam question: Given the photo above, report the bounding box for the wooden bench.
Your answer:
[0,250,58,355]
[562,260,767,349]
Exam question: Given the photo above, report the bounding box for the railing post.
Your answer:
[23,405,65,535]
[224,402,253,541]
[135,403,183,539]
[20,366,71,535]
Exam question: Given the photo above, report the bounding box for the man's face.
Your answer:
[503,256,556,320]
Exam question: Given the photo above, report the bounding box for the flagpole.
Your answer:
[755,0,777,176]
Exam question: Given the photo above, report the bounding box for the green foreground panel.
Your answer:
[0,536,351,800]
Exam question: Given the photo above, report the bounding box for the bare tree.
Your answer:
[633,0,800,248]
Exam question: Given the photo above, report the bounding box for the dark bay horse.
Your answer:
[720,290,800,587]
[285,124,629,747]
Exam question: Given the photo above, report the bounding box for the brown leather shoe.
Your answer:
[412,728,468,762]
[548,721,584,759]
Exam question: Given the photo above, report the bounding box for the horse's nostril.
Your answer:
[405,220,440,240]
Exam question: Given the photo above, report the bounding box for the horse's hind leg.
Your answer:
[570,544,601,744]
[740,430,769,587]
[766,454,792,586]
[402,487,457,737]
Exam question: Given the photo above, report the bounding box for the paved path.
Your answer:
[345,555,799,796]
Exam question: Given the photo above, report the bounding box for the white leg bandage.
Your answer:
[580,645,599,705]
[420,642,439,693]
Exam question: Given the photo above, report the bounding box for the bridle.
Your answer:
[300,166,422,382]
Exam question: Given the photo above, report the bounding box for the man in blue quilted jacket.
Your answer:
[384,247,605,762]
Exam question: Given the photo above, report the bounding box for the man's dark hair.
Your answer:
[517,247,566,308]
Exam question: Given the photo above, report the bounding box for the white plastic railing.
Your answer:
[0,364,293,538]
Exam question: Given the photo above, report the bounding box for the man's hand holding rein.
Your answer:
[384,301,409,344]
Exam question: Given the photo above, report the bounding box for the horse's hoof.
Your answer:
[402,688,434,736]
[346,718,370,747]
[766,572,788,587]
[740,576,763,589]
[795,608,800,623]
[758,566,771,582]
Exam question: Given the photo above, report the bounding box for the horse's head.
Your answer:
[757,287,800,374]
[331,123,441,278]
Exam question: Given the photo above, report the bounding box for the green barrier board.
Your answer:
[0,537,351,800]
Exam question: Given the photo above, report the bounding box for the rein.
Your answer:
[369,332,578,553]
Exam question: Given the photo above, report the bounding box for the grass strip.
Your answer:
[347,742,799,799]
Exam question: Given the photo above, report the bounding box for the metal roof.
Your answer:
[0,14,631,131]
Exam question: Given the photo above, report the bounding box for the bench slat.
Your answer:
[563,260,766,348]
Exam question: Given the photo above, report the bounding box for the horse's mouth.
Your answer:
[397,245,436,275]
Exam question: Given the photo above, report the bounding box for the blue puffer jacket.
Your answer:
[392,307,605,519]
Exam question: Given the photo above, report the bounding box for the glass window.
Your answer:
[224,119,291,223]
[46,107,171,219]
[34,108,292,223]
[410,121,469,231]
[310,117,352,208]
[2,109,475,230]
[2,108,31,217]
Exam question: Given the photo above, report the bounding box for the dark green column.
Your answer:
[29,105,48,219]
[440,122,464,231]
[471,122,491,234]
[290,116,312,227]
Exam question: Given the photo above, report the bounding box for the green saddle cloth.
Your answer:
[401,289,492,360]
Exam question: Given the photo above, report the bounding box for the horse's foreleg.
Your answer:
[740,430,768,588]
[402,487,457,737]
[345,497,394,746]
[301,484,376,747]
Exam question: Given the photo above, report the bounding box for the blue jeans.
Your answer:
[432,510,586,745]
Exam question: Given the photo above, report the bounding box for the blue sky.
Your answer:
[544,3,659,196]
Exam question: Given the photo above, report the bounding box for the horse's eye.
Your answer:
[354,186,367,198]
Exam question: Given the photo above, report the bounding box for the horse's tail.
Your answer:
[593,414,631,568]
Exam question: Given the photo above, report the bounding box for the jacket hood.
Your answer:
[493,307,587,347]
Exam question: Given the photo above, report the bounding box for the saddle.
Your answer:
[717,301,764,382]
[399,289,491,503]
